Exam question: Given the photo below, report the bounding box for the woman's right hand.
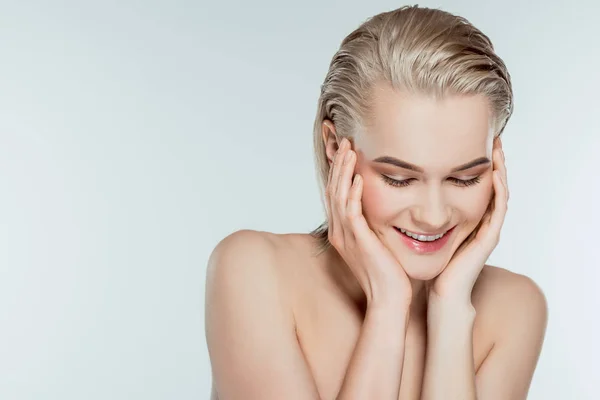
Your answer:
[326,137,413,309]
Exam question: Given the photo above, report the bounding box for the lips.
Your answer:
[398,227,451,237]
[394,226,455,254]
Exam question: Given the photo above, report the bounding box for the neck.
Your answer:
[408,277,429,319]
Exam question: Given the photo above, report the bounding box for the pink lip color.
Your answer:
[395,226,455,254]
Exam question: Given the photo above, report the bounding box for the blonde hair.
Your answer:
[309,5,514,255]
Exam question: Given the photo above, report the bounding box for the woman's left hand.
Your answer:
[428,137,509,304]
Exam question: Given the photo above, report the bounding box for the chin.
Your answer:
[383,224,469,281]
[400,258,448,281]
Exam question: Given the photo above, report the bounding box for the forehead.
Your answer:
[357,84,493,166]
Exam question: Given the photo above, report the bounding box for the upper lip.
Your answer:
[395,226,455,236]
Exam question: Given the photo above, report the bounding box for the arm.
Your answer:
[420,295,478,400]
[205,230,320,400]
[336,298,411,399]
[421,137,522,399]
[421,275,548,400]
[474,275,548,399]
[205,230,411,400]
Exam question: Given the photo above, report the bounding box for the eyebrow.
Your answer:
[373,156,491,173]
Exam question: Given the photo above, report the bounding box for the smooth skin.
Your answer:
[205,85,548,400]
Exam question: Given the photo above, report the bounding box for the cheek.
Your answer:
[360,174,402,223]
[462,177,494,221]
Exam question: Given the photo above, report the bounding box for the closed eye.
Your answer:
[448,176,481,187]
[380,175,482,188]
[380,175,413,187]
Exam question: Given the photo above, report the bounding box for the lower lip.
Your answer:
[395,226,455,254]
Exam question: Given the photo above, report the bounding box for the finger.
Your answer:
[473,160,499,242]
[494,136,502,151]
[326,151,335,191]
[491,146,503,187]
[499,147,509,201]
[347,174,362,218]
[330,139,347,201]
[495,139,508,197]
[325,151,336,210]
[338,150,357,244]
[336,148,355,214]
[333,140,350,212]
[346,175,377,247]
[482,207,493,226]
[346,173,364,242]
[325,147,341,238]
[486,170,508,246]
[328,140,348,242]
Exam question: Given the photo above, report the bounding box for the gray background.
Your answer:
[1,0,598,399]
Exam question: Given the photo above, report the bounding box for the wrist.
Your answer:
[428,290,475,311]
[367,288,412,312]
[367,277,412,305]
[366,300,412,333]
[427,294,476,325]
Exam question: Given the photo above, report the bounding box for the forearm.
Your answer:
[421,295,477,400]
[335,300,410,400]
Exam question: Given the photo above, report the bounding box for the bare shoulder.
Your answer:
[206,229,281,291]
[206,229,303,276]
[205,230,321,399]
[205,229,303,312]
[207,229,276,265]
[470,266,549,396]
[473,265,549,337]
[474,265,547,306]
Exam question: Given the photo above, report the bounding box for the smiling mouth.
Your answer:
[394,226,456,254]
[394,226,455,242]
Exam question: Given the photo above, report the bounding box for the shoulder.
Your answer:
[208,229,277,266]
[474,265,548,338]
[475,265,547,309]
[205,229,302,308]
[206,229,306,275]
[205,230,322,398]
[206,229,280,289]
[205,229,295,338]
[471,266,549,396]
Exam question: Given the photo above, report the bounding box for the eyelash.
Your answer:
[380,175,482,188]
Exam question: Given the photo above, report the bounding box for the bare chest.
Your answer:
[293,284,492,400]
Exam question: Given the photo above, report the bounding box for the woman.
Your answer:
[205,5,548,400]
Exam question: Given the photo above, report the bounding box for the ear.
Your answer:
[322,119,341,167]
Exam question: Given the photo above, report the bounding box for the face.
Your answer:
[327,84,496,280]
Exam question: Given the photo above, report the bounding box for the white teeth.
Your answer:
[399,228,445,242]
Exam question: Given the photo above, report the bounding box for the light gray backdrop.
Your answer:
[1,0,598,399]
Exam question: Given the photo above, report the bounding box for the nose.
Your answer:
[410,188,452,231]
